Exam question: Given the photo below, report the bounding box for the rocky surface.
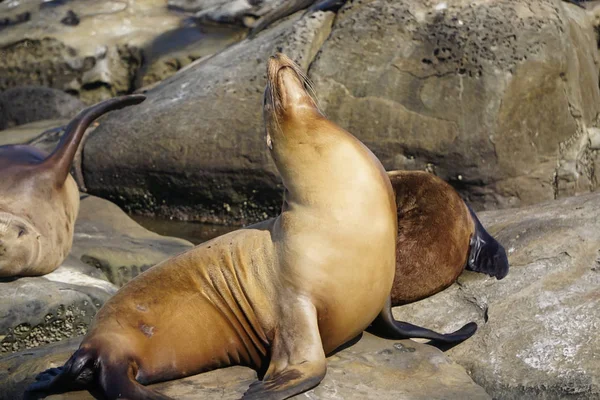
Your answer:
[0,195,193,354]
[0,0,243,103]
[0,332,490,400]
[83,9,336,224]
[0,119,68,147]
[393,191,600,399]
[71,195,193,287]
[0,256,116,355]
[0,86,83,130]
[81,0,600,224]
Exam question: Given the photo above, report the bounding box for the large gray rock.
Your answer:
[0,333,490,400]
[0,195,192,354]
[0,87,83,130]
[83,9,336,224]
[392,191,600,399]
[82,0,600,225]
[309,0,600,210]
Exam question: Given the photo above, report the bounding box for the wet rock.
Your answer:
[0,333,490,400]
[309,0,600,210]
[0,86,83,130]
[392,191,600,399]
[0,195,192,354]
[72,195,193,287]
[0,0,241,103]
[83,10,336,224]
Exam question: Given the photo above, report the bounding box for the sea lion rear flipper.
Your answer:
[27,346,172,400]
[243,299,326,400]
[39,94,146,187]
[466,205,509,279]
[368,297,477,344]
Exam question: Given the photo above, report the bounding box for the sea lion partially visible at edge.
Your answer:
[388,170,509,306]
[0,94,146,278]
[27,54,476,400]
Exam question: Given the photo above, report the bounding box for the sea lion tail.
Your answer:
[368,297,478,344]
[26,345,173,400]
[40,94,146,187]
[466,205,509,279]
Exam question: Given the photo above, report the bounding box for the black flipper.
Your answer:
[249,0,314,38]
[248,0,347,39]
[305,0,347,14]
[368,297,477,344]
[466,205,509,280]
[26,345,172,400]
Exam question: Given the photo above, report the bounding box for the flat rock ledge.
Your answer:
[0,333,490,400]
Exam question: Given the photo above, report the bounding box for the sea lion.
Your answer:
[0,95,145,278]
[27,54,476,400]
[388,170,509,306]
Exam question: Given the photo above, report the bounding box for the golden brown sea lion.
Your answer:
[0,94,145,278]
[27,54,475,400]
[388,170,509,306]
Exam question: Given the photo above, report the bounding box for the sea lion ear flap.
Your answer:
[39,94,146,187]
[465,205,509,280]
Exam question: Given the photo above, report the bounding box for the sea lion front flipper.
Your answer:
[368,297,477,344]
[466,205,509,279]
[242,299,326,400]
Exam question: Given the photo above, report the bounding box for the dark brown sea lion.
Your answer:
[27,54,475,400]
[0,95,145,278]
[388,170,509,306]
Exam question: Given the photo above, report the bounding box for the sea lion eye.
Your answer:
[17,227,26,238]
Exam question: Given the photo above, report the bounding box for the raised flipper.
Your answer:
[38,94,145,187]
[26,346,172,400]
[368,297,477,344]
[242,298,326,400]
[466,204,509,279]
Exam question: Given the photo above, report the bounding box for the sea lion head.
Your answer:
[263,53,323,150]
[0,212,41,277]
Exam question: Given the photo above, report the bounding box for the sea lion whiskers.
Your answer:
[265,54,322,121]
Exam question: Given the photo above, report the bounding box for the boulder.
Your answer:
[0,86,83,130]
[83,9,336,224]
[0,0,242,103]
[0,195,193,354]
[392,191,600,399]
[0,333,490,400]
[308,0,600,210]
[83,0,600,224]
